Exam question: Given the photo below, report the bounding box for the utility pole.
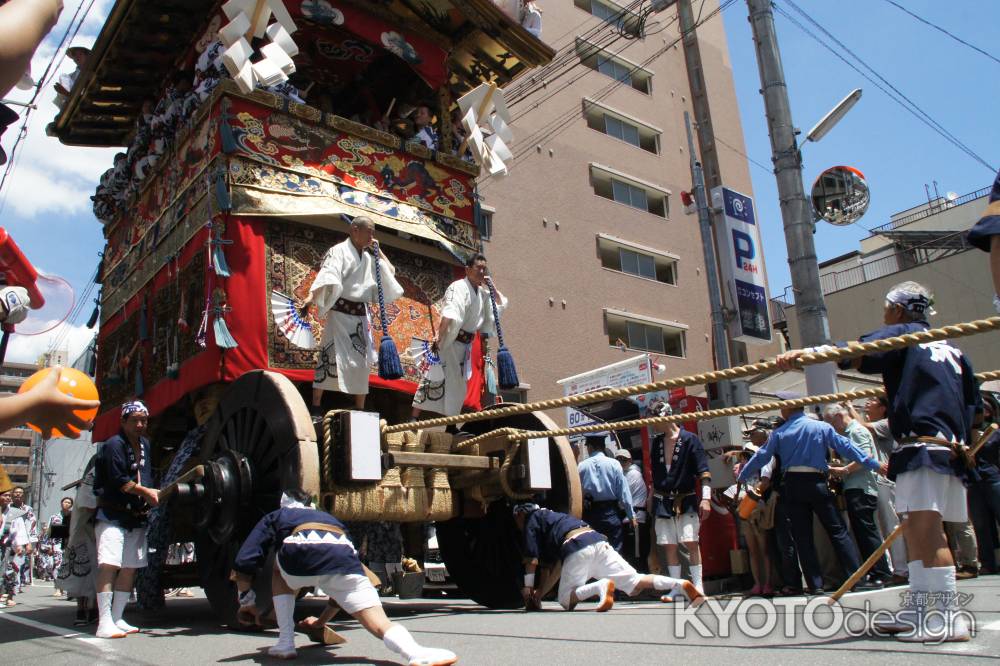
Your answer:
[746,0,831,348]
[684,111,732,403]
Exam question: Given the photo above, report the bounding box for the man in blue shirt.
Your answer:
[232,491,457,665]
[92,400,158,639]
[739,394,883,594]
[513,503,701,611]
[578,435,635,552]
[777,281,979,642]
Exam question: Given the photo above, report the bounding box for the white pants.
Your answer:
[95,522,148,569]
[277,562,380,615]
[558,541,641,609]
[895,468,967,522]
[313,310,375,396]
[876,481,908,575]
[654,512,700,545]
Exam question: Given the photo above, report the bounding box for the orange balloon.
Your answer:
[18,367,100,438]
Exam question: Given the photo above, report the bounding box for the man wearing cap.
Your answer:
[738,393,884,596]
[648,403,711,596]
[777,280,979,641]
[615,448,649,572]
[301,216,404,414]
[578,435,635,552]
[411,253,507,421]
[92,400,158,639]
[231,490,457,664]
[967,168,1000,313]
[512,503,702,612]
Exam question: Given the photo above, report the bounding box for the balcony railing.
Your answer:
[868,186,991,235]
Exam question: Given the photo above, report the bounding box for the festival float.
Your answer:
[52,0,579,621]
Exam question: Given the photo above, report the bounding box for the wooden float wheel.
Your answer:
[193,371,319,627]
[435,409,581,609]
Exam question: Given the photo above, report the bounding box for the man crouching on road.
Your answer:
[230,490,457,665]
[513,503,703,611]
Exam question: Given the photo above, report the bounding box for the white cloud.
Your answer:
[5,321,96,366]
[1,2,119,220]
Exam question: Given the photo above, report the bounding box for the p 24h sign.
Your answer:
[711,186,772,345]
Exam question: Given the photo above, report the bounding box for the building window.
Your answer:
[576,39,652,94]
[584,100,660,153]
[477,204,494,241]
[575,0,643,35]
[605,309,687,357]
[590,164,669,217]
[597,236,678,284]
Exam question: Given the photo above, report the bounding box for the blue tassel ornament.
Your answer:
[134,356,144,397]
[211,239,231,277]
[213,311,239,349]
[214,171,232,211]
[486,279,518,390]
[372,242,403,380]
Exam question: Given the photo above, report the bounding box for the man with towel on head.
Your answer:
[302,216,404,414]
[967,168,1000,313]
[649,402,712,598]
[411,253,507,423]
[231,490,457,665]
[778,280,980,642]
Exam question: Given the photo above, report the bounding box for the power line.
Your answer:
[495,0,734,173]
[776,0,995,173]
[881,0,1000,67]
[0,0,99,214]
[714,134,773,175]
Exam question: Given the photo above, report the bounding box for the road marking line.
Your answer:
[0,609,116,654]
[982,619,1000,631]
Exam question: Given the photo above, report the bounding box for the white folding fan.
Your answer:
[271,290,315,349]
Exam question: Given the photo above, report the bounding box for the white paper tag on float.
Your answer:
[526,438,552,490]
[347,411,382,482]
[260,42,296,75]
[222,37,253,77]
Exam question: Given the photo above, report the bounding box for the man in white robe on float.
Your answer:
[301,216,404,413]
[411,253,507,423]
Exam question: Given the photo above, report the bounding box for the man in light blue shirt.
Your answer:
[739,394,884,593]
[579,435,635,552]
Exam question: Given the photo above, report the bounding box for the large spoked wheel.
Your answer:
[194,371,319,627]
[435,409,581,609]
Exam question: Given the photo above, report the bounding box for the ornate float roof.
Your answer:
[53,0,554,147]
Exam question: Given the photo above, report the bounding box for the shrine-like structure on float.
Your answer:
[53,0,584,620]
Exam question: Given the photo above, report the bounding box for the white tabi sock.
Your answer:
[384,624,421,660]
[923,566,969,641]
[666,566,683,598]
[573,580,604,601]
[269,594,297,657]
[112,590,138,633]
[96,591,124,638]
[652,575,683,591]
[690,564,704,593]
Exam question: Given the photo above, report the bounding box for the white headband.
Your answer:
[886,287,936,316]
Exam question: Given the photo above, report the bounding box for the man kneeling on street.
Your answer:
[231,490,457,665]
[513,503,702,611]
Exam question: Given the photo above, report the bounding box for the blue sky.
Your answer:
[0,0,997,362]
[722,0,999,299]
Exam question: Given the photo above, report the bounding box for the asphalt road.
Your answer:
[1,578,998,665]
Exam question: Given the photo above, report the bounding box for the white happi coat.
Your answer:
[413,277,507,416]
[310,239,404,395]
